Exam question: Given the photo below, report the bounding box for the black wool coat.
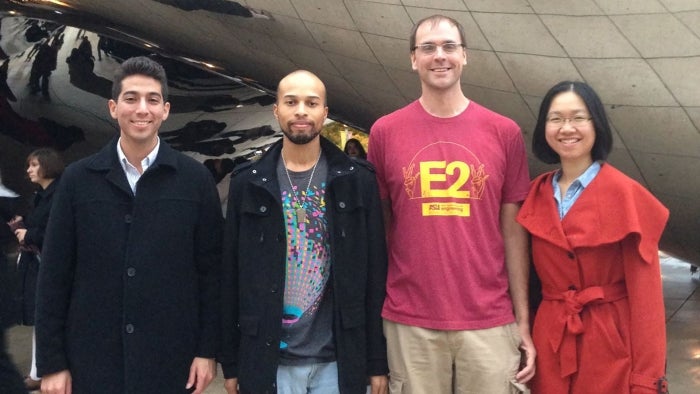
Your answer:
[35,138,223,393]
[15,178,59,326]
[219,137,389,394]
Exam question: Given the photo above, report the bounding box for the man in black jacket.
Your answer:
[220,70,388,394]
[35,56,222,394]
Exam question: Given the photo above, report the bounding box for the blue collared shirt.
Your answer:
[117,137,160,194]
[552,161,601,219]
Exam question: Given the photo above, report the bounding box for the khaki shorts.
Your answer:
[383,320,525,394]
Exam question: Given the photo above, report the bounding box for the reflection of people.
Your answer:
[35,56,223,394]
[220,70,388,393]
[97,35,109,61]
[517,81,669,394]
[11,148,63,392]
[0,59,17,102]
[28,41,57,99]
[343,138,366,159]
[367,14,535,393]
[77,36,94,61]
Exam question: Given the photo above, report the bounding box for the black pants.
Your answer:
[0,332,26,394]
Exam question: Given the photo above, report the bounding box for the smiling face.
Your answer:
[545,91,595,166]
[411,18,467,93]
[108,74,170,147]
[273,71,328,145]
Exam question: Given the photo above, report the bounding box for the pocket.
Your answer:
[506,322,522,352]
[388,375,404,394]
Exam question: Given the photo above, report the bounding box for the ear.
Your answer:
[463,49,467,66]
[273,103,279,120]
[108,99,117,119]
[411,52,417,71]
[161,101,170,121]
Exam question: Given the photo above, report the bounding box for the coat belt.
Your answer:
[541,281,627,378]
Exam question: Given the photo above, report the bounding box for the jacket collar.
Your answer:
[85,136,179,196]
[246,136,357,182]
[519,163,669,263]
[86,136,178,172]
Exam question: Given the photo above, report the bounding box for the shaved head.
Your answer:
[276,70,327,106]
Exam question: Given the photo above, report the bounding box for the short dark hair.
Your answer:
[27,148,64,179]
[343,138,367,158]
[111,56,168,101]
[532,81,613,164]
[410,15,467,52]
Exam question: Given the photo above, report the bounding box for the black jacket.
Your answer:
[15,178,59,326]
[35,138,223,393]
[220,137,388,393]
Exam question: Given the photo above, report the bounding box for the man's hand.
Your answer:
[224,378,239,394]
[186,357,216,394]
[41,369,72,394]
[369,375,388,394]
[514,325,536,384]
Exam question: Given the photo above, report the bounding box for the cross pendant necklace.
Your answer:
[282,150,321,227]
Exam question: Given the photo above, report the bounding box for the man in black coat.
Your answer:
[35,56,223,394]
[220,70,388,394]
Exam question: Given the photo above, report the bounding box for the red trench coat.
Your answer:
[517,164,668,394]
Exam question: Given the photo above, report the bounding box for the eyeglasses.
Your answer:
[546,116,592,127]
[412,43,465,55]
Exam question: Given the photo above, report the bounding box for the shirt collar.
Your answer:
[553,161,601,188]
[116,137,160,172]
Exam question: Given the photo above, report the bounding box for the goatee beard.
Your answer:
[282,128,320,145]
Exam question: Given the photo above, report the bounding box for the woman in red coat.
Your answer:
[517,81,669,394]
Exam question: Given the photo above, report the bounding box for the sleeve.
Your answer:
[23,196,53,250]
[34,171,76,376]
[218,173,242,378]
[194,171,224,358]
[367,120,389,201]
[501,126,530,204]
[622,196,669,394]
[363,169,389,376]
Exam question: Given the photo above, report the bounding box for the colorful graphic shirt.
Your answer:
[275,156,335,364]
[368,100,530,330]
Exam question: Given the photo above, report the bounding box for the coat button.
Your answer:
[270,284,278,293]
[127,267,136,277]
[338,201,346,209]
[567,252,575,259]
[125,324,134,334]
[259,206,267,213]
[568,285,577,291]
[265,337,273,346]
[124,214,133,223]
[262,177,268,182]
